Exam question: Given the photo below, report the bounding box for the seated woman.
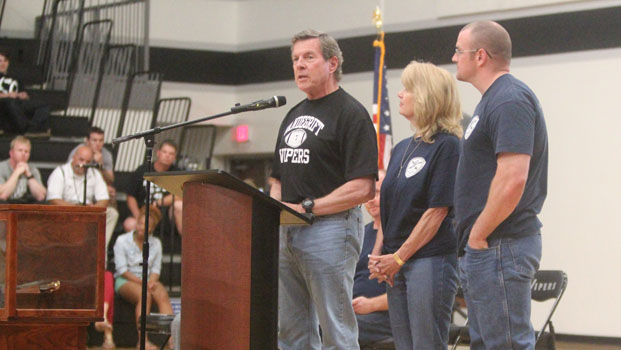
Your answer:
[114,205,173,350]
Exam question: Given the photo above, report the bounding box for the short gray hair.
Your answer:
[291,29,344,82]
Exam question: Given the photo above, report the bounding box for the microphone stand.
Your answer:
[112,104,263,350]
[83,167,88,206]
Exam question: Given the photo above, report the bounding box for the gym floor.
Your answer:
[87,340,621,350]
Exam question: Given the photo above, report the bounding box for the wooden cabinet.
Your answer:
[0,204,105,350]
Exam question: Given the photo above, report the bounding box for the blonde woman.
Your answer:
[369,61,462,350]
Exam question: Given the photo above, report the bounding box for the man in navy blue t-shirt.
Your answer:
[452,21,548,350]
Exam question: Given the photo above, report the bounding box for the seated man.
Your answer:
[68,126,116,204]
[124,140,183,235]
[47,145,119,247]
[0,135,46,203]
[0,51,49,135]
[354,170,392,347]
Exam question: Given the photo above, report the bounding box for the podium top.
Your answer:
[0,204,105,213]
[143,169,311,225]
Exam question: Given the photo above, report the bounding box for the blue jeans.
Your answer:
[278,208,363,350]
[387,253,458,350]
[459,233,542,350]
[356,311,392,347]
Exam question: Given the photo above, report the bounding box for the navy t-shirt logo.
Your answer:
[405,157,426,178]
[464,115,479,140]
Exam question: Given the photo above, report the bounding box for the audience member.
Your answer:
[47,145,120,348]
[0,136,46,203]
[67,128,117,349]
[125,140,182,235]
[369,61,462,350]
[0,51,49,135]
[114,205,173,350]
[354,170,392,347]
[68,126,116,204]
[452,21,548,350]
[47,145,119,249]
[269,29,377,350]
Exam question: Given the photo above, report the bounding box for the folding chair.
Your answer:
[450,270,568,350]
[531,270,568,350]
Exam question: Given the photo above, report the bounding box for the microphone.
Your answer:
[79,163,101,169]
[231,96,286,113]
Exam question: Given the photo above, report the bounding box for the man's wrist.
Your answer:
[26,174,34,180]
[301,198,315,214]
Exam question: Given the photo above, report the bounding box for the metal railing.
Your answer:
[154,97,192,148]
[113,71,163,173]
[90,44,137,143]
[178,125,217,171]
[37,0,148,90]
[65,19,112,118]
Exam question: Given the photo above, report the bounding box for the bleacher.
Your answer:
[0,0,216,347]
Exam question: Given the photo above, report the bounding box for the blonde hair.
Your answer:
[10,135,31,150]
[401,61,463,142]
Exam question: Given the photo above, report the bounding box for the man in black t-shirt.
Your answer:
[124,140,183,234]
[0,51,49,135]
[452,21,548,350]
[270,29,377,350]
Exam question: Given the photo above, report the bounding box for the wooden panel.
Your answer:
[0,205,105,322]
[181,182,252,350]
[16,212,100,311]
[0,322,87,350]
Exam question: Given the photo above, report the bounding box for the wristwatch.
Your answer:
[301,198,315,214]
[26,174,34,180]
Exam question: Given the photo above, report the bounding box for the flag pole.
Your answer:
[373,6,386,169]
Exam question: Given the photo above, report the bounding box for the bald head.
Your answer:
[461,21,512,64]
[72,145,93,175]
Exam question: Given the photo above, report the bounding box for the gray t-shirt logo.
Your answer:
[464,115,479,140]
[405,157,426,178]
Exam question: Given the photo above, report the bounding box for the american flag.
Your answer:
[372,32,393,170]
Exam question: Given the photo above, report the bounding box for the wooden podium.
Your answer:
[145,170,310,350]
[0,204,106,350]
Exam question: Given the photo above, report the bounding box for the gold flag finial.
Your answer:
[373,6,383,31]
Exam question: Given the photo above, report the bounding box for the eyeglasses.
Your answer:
[454,48,493,59]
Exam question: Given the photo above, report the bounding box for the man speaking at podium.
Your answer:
[269,29,378,350]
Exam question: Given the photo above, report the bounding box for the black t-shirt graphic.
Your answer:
[272,88,378,203]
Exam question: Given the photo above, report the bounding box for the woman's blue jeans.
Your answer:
[387,253,458,350]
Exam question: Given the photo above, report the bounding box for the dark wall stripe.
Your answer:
[149,5,621,85]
